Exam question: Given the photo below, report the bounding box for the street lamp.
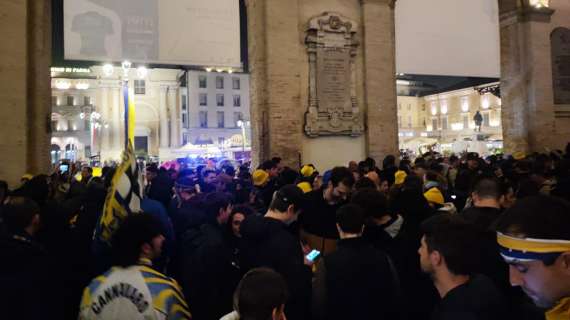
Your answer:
[237,120,250,153]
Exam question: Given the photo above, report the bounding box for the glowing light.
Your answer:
[451,123,464,131]
[482,96,490,109]
[102,64,114,77]
[136,66,148,79]
[206,68,213,72]
[461,97,469,112]
[76,82,90,90]
[440,101,448,115]
[55,81,71,90]
[529,0,549,8]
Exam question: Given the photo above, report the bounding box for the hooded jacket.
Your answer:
[240,214,312,320]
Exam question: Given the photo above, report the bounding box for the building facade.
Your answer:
[50,67,251,164]
[397,82,503,155]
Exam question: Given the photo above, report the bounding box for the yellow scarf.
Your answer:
[546,298,570,320]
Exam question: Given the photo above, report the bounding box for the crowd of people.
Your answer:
[2,145,570,320]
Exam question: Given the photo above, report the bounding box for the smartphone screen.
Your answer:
[60,164,69,173]
[306,249,321,262]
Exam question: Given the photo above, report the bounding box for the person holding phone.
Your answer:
[312,204,402,320]
[240,185,312,320]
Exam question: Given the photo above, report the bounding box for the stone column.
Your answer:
[361,0,399,161]
[246,0,303,168]
[0,0,51,187]
[498,2,556,154]
[168,85,179,148]
[159,85,169,148]
[99,84,111,153]
[111,84,123,152]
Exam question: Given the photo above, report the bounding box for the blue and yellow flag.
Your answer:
[123,80,136,148]
[95,141,142,246]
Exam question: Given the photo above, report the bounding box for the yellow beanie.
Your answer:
[424,188,445,206]
[513,152,526,161]
[297,181,312,193]
[394,170,407,185]
[252,169,269,187]
[300,165,315,178]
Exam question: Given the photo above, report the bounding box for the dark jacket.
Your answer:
[300,188,344,239]
[388,189,440,318]
[168,194,207,238]
[312,237,402,320]
[431,275,508,320]
[0,232,63,319]
[240,215,312,320]
[178,222,239,320]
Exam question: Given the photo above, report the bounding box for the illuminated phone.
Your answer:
[60,164,69,173]
[306,249,321,262]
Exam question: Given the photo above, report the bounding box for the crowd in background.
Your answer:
[2,143,570,319]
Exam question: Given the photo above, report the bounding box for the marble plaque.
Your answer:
[317,48,352,112]
[304,12,363,137]
[552,27,570,105]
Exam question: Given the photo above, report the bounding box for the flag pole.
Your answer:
[121,61,131,151]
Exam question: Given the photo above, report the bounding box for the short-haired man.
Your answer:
[419,214,507,320]
[178,192,238,320]
[312,204,401,320]
[462,176,502,230]
[240,185,312,320]
[0,197,62,319]
[300,167,355,252]
[79,213,191,319]
[221,268,289,320]
[496,195,570,320]
[261,160,279,178]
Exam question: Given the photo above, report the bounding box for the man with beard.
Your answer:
[300,167,354,253]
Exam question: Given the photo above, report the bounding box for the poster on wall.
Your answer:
[64,0,241,68]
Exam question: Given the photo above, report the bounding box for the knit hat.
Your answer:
[513,151,526,161]
[300,165,315,178]
[297,181,312,193]
[394,170,407,185]
[252,169,269,187]
[424,188,445,206]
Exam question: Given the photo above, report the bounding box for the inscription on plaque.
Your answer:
[552,27,570,105]
[304,12,363,137]
[317,48,351,112]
